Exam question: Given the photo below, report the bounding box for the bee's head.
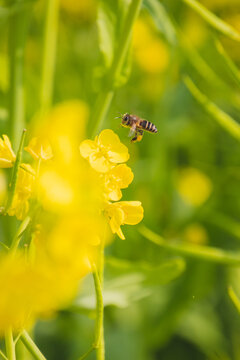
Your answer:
[121,113,130,125]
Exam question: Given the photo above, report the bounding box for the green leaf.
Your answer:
[139,225,240,265]
[73,257,185,310]
[184,76,240,142]
[215,39,240,89]
[228,286,240,314]
[182,0,240,42]
[144,0,177,45]
[97,0,131,69]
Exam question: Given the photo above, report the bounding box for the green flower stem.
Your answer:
[90,0,142,137]
[139,225,240,265]
[8,1,31,147]
[184,76,240,141]
[40,0,59,113]
[92,264,104,350]
[10,215,31,254]
[20,331,46,360]
[4,129,26,214]
[0,349,8,360]
[5,328,16,360]
[96,239,105,360]
[79,263,104,360]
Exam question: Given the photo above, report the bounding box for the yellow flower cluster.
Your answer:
[80,129,144,240]
[0,101,144,334]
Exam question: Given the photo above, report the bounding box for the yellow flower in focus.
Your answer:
[105,201,144,240]
[80,129,129,173]
[8,164,35,220]
[25,137,53,161]
[0,135,16,168]
[177,168,212,207]
[103,164,134,201]
[182,223,208,245]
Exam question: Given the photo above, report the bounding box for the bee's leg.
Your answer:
[136,130,144,142]
[131,131,138,143]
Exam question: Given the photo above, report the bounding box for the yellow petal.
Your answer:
[0,159,14,168]
[79,140,98,159]
[89,154,112,173]
[118,201,144,225]
[109,206,125,234]
[24,137,53,161]
[98,129,129,164]
[108,143,129,163]
[0,135,16,168]
[98,129,120,147]
[108,188,122,201]
[110,164,134,188]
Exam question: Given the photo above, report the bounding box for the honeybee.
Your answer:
[118,113,158,142]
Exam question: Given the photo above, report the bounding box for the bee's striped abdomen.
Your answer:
[140,120,158,133]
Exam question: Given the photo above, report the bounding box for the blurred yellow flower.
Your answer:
[0,135,16,168]
[33,100,89,165]
[80,129,129,173]
[39,169,74,210]
[103,164,134,201]
[177,168,212,207]
[182,223,208,245]
[133,18,169,74]
[8,164,35,220]
[25,137,53,161]
[60,0,96,21]
[105,201,144,240]
[0,251,82,334]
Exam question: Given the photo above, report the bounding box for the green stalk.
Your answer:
[5,328,16,360]
[4,129,26,214]
[139,225,240,265]
[10,215,31,254]
[8,0,31,147]
[90,0,142,137]
[93,263,104,360]
[40,0,59,113]
[20,331,46,360]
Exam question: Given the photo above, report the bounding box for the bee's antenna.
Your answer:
[115,116,122,119]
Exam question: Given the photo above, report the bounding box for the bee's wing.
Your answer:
[128,124,136,137]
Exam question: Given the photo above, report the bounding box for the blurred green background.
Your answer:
[1,0,240,359]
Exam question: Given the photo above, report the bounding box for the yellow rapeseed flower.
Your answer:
[103,164,134,201]
[0,135,16,168]
[24,137,53,161]
[80,129,129,173]
[8,164,35,220]
[105,201,144,240]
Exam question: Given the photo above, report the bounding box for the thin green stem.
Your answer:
[4,129,27,214]
[79,263,104,360]
[139,225,240,265]
[5,328,16,360]
[92,264,104,349]
[40,0,59,113]
[20,331,46,360]
[96,238,105,360]
[8,1,31,147]
[0,349,8,360]
[90,0,142,136]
